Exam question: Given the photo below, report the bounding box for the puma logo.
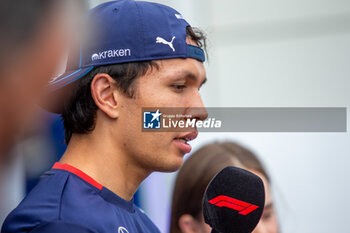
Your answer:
[156,36,176,52]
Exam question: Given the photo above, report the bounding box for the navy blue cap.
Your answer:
[46,0,205,109]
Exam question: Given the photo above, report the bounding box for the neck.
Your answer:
[59,132,150,201]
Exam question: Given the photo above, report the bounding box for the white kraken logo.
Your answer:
[91,53,100,61]
[156,36,176,52]
[91,48,131,61]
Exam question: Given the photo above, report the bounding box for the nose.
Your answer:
[187,91,208,121]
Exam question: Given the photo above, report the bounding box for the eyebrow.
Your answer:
[171,70,207,88]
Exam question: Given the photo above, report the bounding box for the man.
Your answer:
[2,0,208,232]
[0,0,75,161]
[0,0,84,224]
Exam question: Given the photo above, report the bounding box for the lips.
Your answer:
[173,131,198,154]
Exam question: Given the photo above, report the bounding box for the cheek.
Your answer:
[253,213,279,233]
[120,131,181,171]
[266,213,279,233]
[201,222,212,233]
[116,89,186,171]
[117,114,182,171]
[136,80,184,107]
[117,99,169,153]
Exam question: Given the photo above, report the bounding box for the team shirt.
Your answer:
[2,162,161,233]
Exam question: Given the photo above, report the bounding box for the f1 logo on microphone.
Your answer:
[208,195,259,215]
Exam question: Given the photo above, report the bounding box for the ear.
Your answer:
[90,73,119,119]
[178,214,201,233]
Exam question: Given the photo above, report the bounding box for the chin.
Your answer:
[154,156,184,173]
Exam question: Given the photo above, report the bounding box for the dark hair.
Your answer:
[169,141,270,233]
[62,26,207,144]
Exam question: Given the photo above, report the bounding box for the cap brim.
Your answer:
[48,67,94,92]
[40,67,94,114]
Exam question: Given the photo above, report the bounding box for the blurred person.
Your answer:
[2,0,208,232]
[0,0,84,162]
[170,142,279,233]
[0,0,87,226]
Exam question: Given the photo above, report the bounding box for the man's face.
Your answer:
[0,9,70,157]
[114,57,207,172]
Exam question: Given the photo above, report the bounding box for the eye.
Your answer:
[171,84,186,92]
[261,211,272,221]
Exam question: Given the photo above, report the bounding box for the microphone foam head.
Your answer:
[203,166,265,233]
